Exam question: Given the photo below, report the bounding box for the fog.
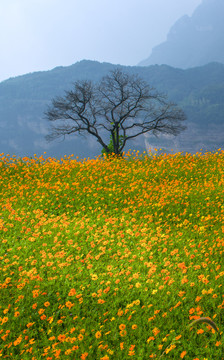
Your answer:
[0,0,201,82]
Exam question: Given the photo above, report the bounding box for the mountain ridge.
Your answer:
[0,60,224,158]
[139,0,224,68]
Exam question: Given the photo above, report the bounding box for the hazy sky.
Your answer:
[0,0,202,82]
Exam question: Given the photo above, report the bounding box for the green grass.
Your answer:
[0,150,223,359]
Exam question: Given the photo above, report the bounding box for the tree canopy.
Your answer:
[45,68,186,156]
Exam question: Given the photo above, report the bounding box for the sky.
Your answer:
[0,0,202,82]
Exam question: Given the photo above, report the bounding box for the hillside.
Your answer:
[139,0,224,69]
[0,60,224,158]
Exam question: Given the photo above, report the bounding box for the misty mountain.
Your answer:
[0,60,224,159]
[139,0,224,69]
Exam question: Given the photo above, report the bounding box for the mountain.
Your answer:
[139,0,224,69]
[0,61,115,159]
[0,60,224,159]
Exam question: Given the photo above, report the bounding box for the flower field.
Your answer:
[0,150,223,359]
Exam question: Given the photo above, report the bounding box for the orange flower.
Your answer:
[1,317,8,324]
[215,341,222,346]
[103,286,110,293]
[119,330,127,337]
[128,350,135,356]
[119,324,126,330]
[117,309,123,316]
[152,327,160,336]
[147,336,155,343]
[32,290,39,298]
[81,352,88,359]
[175,335,182,341]
[178,262,186,270]
[95,331,101,339]
[202,277,209,284]
[181,277,188,284]
[174,301,181,308]
[72,345,79,350]
[180,351,187,358]
[129,345,135,351]
[78,334,84,341]
[65,301,74,309]
[195,296,202,302]
[13,335,22,346]
[58,334,66,342]
[98,299,105,304]
[68,288,76,296]
[26,322,35,328]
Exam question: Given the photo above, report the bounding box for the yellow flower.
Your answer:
[91,274,98,281]
[107,349,114,355]
[126,229,133,234]
[165,344,176,354]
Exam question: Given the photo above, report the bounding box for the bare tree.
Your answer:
[45,68,186,156]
